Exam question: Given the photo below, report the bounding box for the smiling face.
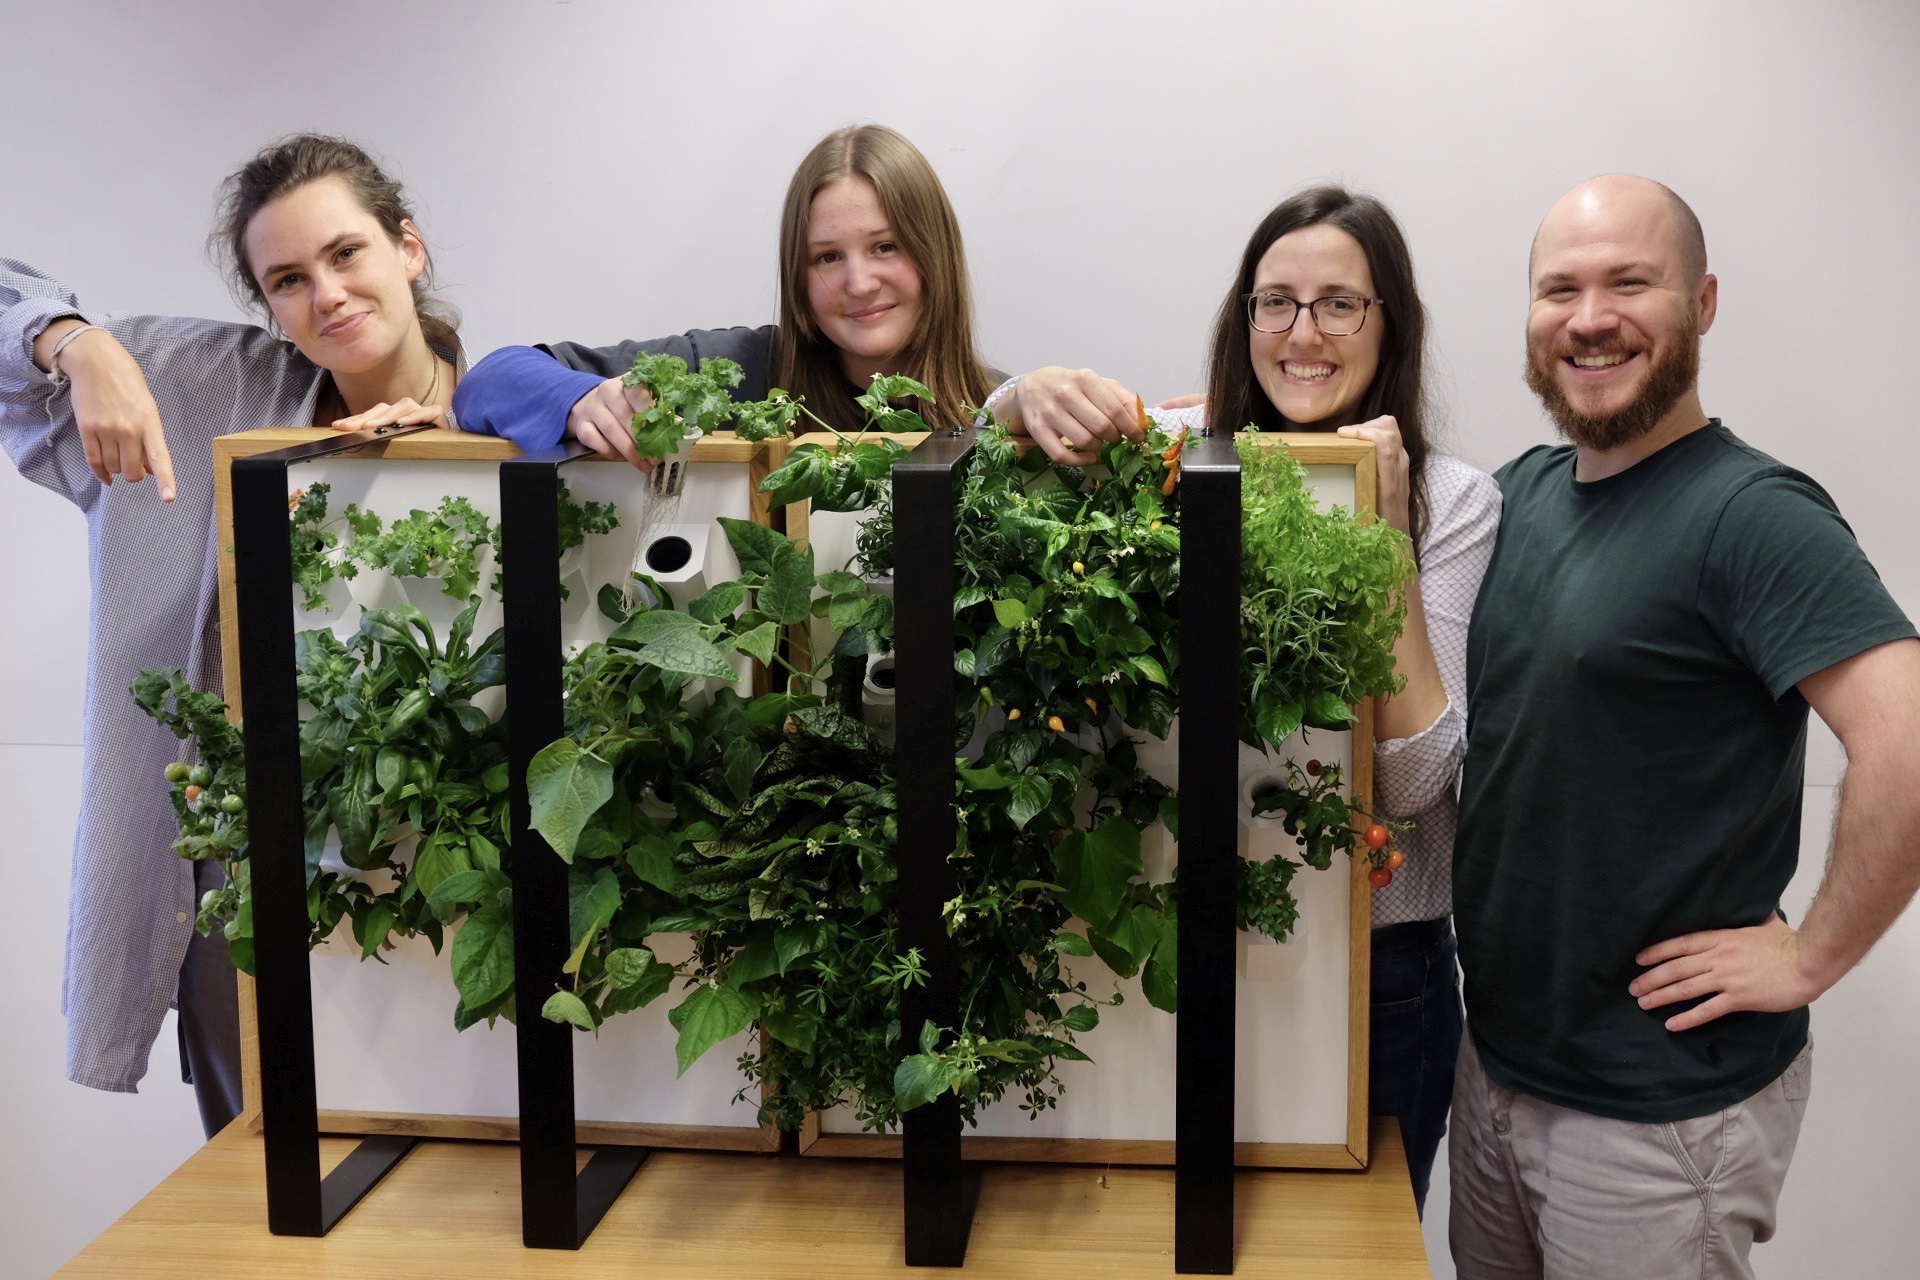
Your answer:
[1247,224,1384,428]
[1524,177,1716,451]
[804,175,925,385]
[243,174,426,377]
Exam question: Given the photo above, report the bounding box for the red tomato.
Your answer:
[1367,866,1393,889]
[1364,824,1389,850]
[1305,759,1322,777]
[1385,849,1406,871]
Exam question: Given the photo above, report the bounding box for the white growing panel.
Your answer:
[276,456,764,1129]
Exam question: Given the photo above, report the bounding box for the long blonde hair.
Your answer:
[774,125,995,431]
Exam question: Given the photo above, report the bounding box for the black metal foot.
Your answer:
[904,1160,980,1267]
[315,1134,420,1232]
[574,1145,652,1245]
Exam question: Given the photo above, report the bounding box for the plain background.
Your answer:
[3,1,1916,1275]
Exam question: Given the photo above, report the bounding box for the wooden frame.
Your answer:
[213,427,784,1154]
[789,432,1379,1169]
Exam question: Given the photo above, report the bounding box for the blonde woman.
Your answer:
[453,124,1000,456]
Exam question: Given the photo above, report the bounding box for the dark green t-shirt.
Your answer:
[1457,422,1914,1123]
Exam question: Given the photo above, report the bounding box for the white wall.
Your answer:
[3,1,1916,1275]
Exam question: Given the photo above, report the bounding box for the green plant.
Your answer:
[133,596,510,976]
[514,400,1412,1133]
[343,496,494,599]
[1238,429,1412,740]
[288,480,618,608]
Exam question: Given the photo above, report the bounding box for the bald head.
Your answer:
[1531,175,1708,285]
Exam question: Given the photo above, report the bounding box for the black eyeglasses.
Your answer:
[1244,292,1384,336]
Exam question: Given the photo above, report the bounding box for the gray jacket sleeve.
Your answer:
[542,324,778,402]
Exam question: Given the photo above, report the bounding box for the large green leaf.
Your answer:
[1006,773,1052,830]
[637,631,740,681]
[1304,690,1357,730]
[762,1006,819,1053]
[667,984,759,1076]
[628,833,682,892]
[610,608,702,648]
[1255,695,1305,750]
[1142,919,1179,1012]
[759,542,816,626]
[733,622,778,666]
[601,948,674,1014]
[687,581,747,625]
[1051,815,1143,930]
[411,832,472,903]
[716,516,793,576]
[451,905,514,1012]
[527,740,613,863]
[541,990,597,1033]
[565,869,622,975]
[756,446,831,509]
[893,1052,960,1112]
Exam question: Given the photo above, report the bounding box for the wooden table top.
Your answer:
[60,1120,1430,1278]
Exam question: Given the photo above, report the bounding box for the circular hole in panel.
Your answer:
[644,536,693,573]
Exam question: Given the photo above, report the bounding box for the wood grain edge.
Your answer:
[313,1110,780,1152]
[1347,442,1377,1167]
[798,1132,1364,1169]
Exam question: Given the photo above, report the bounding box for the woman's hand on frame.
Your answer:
[566,376,655,471]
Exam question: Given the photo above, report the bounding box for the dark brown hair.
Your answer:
[1203,185,1433,548]
[773,125,995,430]
[210,134,460,358]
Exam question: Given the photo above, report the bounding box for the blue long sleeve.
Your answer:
[451,345,604,451]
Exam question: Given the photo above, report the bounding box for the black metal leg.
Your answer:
[1175,434,1242,1275]
[501,448,649,1249]
[232,427,436,1235]
[892,435,980,1267]
[234,454,326,1235]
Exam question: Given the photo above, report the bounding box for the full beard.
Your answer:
[1525,311,1700,452]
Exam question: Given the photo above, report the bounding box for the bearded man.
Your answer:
[1447,175,1920,1279]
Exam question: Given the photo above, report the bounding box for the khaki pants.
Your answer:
[1449,1034,1811,1279]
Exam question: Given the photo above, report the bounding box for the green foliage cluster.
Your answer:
[140,379,1415,1138]
[134,597,510,976]
[1238,430,1413,744]
[287,480,616,610]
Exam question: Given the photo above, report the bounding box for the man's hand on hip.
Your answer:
[1630,914,1824,1032]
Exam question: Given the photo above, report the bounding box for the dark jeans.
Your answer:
[177,856,244,1138]
[1368,916,1463,1217]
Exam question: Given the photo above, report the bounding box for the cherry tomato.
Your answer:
[188,765,213,787]
[184,785,204,805]
[221,794,246,815]
[1305,759,1322,777]
[1386,849,1406,871]
[1367,866,1393,889]
[164,762,190,784]
[1364,824,1389,850]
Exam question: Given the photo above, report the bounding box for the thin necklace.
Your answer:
[324,352,441,423]
[417,355,441,408]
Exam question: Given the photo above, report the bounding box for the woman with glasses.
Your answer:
[1000,186,1498,1214]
